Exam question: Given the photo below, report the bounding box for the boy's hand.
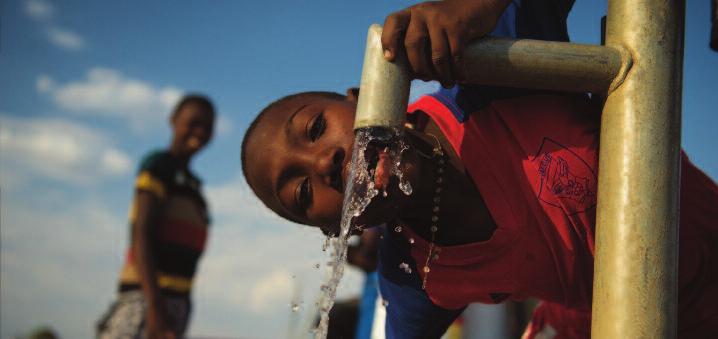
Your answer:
[381,0,511,87]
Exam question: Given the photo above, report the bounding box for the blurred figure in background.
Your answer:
[97,95,215,339]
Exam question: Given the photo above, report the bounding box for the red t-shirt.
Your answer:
[404,94,718,338]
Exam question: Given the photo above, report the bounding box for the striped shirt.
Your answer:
[118,150,209,296]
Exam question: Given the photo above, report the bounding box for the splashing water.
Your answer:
[312,127,411,338]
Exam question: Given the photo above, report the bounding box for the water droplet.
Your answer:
[382,299,389,307]
[314,263,320,269]
[399,262,412,274]
[382,190,388,197]
[409,238,415,244]
[394,226,402,233]
[291,303,300,312]
[399,178,413,195]
[322,237,330,252]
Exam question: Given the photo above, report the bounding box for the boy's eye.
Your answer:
[295,177,312,211]
[307,112,326,142]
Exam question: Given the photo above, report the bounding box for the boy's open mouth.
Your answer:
[364,141,384,175]
[364,140,393,190]
[365,147,380,176]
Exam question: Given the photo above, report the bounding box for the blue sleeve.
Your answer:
[489,0,520,39]
[377,227,464,339]
[428,0,521,118]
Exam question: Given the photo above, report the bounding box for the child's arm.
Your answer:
[132,191,176,339]
[381,0,513,88]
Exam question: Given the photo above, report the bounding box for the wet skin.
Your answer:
[245,94,496,244]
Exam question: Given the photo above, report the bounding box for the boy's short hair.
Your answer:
[240,91,344,190]
[240,91,345,235]
[172,94,216,120]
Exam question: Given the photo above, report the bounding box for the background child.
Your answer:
[97,95,215,339]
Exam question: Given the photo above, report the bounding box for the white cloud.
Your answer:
[25,0,53,21]
[216,115,234,137]
[38,69,183,133]
[187,174,365,337]
[205,174,284,224]
[24,0,88,51]
[36,74,55,92]
[0,115,132,184]
[101,148,132,175]
[46,26,86,51]
[0,168,363,338]
[249,270,295,313]
[1,195,127,339]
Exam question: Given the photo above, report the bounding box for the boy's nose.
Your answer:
[315,147,345,187]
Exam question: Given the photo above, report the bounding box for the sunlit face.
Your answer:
[172,103,215,157]
[244,95,356,233]
[245,94,426,235]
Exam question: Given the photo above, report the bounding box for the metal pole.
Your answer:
[353,25,630,129]
[354,24,411,130]
[592,1,684,338]
[459,37,627,93]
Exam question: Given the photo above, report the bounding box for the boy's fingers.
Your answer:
[404,18,434,81]
[429,27,454,88]
[382,9,411,61]
[447,30,468,82]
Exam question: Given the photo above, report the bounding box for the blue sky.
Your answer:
[1,1,716,338]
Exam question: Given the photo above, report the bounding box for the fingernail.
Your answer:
[384,49,393,59]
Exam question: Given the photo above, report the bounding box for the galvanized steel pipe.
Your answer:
[459,37,628,93]
[354,24,411,130]
[591,1,685,338]
[353,25,630,130]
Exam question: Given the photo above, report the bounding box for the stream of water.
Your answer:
[312,127,411,339]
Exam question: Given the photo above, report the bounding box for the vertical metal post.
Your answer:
[592,1,685,338]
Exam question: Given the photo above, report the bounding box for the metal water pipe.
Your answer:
[354,24,630,129]
[592,1,685,337]
[354,0,684,335]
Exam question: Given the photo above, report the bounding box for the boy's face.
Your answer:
[172,103,215,157]
[245,95,356,232]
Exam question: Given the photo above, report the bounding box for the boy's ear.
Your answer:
[346,87,360,103]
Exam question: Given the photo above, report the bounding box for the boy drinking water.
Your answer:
[242,1,717,338]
